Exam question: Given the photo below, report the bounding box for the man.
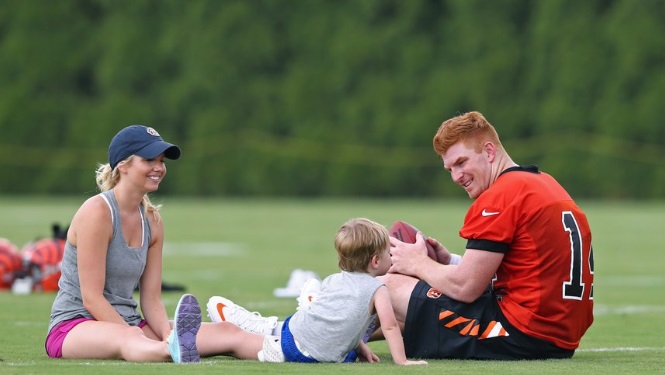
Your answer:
[379,111,594,359]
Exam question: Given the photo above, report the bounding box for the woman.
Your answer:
[45,125,213,362]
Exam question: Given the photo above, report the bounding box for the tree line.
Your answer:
[1,0,663,198]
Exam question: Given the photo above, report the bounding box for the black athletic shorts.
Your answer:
[403,280,575,360]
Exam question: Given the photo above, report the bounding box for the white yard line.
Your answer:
[594,305,665,315]
[578,347,665,353]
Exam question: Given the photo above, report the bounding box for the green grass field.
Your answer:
[1,196,663,374]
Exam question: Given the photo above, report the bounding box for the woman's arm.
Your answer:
[73,196,127,325]
[139,213,171,340]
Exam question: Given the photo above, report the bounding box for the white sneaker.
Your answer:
[296,278,321,311]
[257,335,285,362]
[273,269,321,298]
[206,296,278,335]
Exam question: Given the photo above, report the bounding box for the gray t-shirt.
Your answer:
[289,271,384,362]
[48,190,150,333]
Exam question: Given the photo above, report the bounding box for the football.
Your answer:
[389,221,437,261]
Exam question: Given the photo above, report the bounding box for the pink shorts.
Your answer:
[45,318,147,358]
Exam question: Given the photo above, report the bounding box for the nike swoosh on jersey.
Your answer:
[481,209,500,216]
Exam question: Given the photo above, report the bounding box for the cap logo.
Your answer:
[146,127,160,137]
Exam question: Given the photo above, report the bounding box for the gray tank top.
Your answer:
[48,190,150,333]
[288,271,384,362]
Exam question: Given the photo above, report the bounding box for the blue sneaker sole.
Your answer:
[171,294,202,363]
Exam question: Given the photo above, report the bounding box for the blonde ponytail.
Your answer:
[95,158,162,222]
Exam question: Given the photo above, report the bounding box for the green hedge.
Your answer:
[1,0,663,198]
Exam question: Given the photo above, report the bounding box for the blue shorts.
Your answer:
[280,316,357,363]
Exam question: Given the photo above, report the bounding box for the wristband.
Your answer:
[449,254,462,265]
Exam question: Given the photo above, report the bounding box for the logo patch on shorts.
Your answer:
[426,288,442,299]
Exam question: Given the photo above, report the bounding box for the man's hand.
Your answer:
[388,232,434,277]
[425,236,454,264]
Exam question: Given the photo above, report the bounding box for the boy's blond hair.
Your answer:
[336,218,389,272]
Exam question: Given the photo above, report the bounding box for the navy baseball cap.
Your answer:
[108,125,181,169]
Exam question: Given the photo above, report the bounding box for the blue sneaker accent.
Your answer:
[168,294,202,363]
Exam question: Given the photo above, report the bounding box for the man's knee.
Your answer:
[378,273,419,323]
[379,273,419,293]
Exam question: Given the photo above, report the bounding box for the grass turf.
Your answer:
[0,196,663,374]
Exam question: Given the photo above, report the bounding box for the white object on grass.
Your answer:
[273,269,321,298]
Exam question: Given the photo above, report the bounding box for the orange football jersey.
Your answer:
[460,166,594,350]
